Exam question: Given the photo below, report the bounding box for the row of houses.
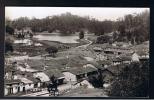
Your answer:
[4,59,99,96]
[93,41,149,56]
[93,45,133,55]
[5,43,149,96]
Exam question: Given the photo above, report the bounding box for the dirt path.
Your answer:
[76,38,93,48]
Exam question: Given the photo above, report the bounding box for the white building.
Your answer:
[5,79,21,95]
[62,72,77,82]
[131,53,140,62]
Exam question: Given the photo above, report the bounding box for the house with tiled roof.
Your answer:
[13,71,42,90]
[44,69,65,85]
[5,79,22,95]
[62,64,98,83]
[112,42,131,48]
[136,50,149,61]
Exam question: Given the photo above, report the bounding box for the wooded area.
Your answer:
[6,10,149,45]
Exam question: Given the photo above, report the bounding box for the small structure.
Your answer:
[112,57,122,66]
[93,47,103,52]
[96,60,112,69]
[131,52,140,62]
[63,65,98,83]
[33,72,50,87]
[103,46,133,55]
[5,79,21,95]
[19,77,34,91]
[14,39,33,46]
[34,43,43,46]
[96,53,108,61]
[119,55,132,64]
[13,71,41,91]
[44,69,65,85]
[136,50,149,61]
[112,42,131,48]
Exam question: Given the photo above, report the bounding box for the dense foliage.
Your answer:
[5,41,14,53]
[115,10,150,44]
[5,36,14,53]
[6,10,149,45]
[45,46,58,57]
[108,61,149,97]
[79,31,84,39]
[6,25,14,35]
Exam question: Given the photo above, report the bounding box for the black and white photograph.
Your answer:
[4,7,149,97]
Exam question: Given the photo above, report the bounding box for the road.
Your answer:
[76,38,93,48]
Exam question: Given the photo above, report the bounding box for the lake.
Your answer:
[33,32,93,43]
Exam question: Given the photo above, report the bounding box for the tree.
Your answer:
[47,75,59,96]
[79,31,84,39]
[6,25,14,35]
[88,70,105,88]
[96,35,111,44]
[5,41,14,53]
[5,36,14,53]
[108,62,149,97]
[6,10,149,44]
[12,17,30,30]
[29,33,33,38]
[45,46,58,57]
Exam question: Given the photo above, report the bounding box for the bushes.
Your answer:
[107,61,149,97]
[79,31,84,39]
[6,25,14,35]
[5,41,14,53]
[45,46,58,57]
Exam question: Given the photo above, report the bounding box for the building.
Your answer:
[112,42,131,48]
[33,72,50,88]
[131,52,140,62]
[13,71,41,91]
[119,54,132,64]
[136,50,149,60]
[93,47,103,52]
[4,65,16,80]
[5,79,21,95]
[112,57,123,66]
[104,46,133,55]
[44,69,65,85]
[62,65,98,83]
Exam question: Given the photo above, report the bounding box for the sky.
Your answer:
[5,7,149,21]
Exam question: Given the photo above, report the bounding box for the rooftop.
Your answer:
[106,64,128,75]
[67,66,98,75]
[44,69,64,78]
[5,79,21,84]
[26,59,44,67]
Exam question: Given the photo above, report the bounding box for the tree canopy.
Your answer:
[108,61,149,97]
[45,46,58,57]
[6,10,149,45]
